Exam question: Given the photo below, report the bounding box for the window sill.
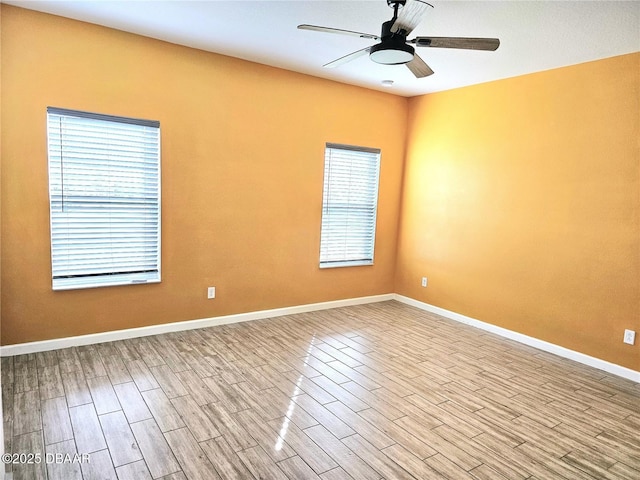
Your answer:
[53,275,160,291]
[320,260,374,269]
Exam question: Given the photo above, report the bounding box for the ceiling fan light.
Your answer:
[369,42,414,65]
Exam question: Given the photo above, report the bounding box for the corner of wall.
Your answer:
[392,94,421,293]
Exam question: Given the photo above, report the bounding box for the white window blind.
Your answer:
[320,143,381,268]
[47,107,161,290]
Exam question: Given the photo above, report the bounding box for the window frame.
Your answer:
[319,142,381,269]
[46,107,161,291]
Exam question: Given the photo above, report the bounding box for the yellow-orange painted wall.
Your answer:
[2,5,639,373]
[0,4,3,349]
[0,6,407,344]
[396,53,640,371]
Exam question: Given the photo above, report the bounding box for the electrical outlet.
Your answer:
[421,277,428,287]
[623,329,635,345]
[207,286,216,299]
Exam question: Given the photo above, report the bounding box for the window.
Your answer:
[47,107,161,290]
[319,143,381,268]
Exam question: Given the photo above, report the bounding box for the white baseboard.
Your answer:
[394,294,640,383]
[2,292,637,384]
[0,294,394,357]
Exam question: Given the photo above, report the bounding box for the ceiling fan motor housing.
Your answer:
[369,19,415,65]
[386,0,407,8]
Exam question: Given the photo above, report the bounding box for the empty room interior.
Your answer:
[1,1,639,479]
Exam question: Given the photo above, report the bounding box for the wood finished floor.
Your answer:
[2,301,639,480]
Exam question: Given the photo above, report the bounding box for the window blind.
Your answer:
[320,143,381,268]
[47,107,161,290]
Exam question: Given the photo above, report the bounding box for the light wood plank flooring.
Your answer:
[2,301,639,479]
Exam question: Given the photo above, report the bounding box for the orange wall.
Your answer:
[2,6,639,373]
[0,5,3,348]
[396,53,640,371]
[0,3,3,350]
[0,6,407,344]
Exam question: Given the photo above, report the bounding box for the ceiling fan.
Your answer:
[298,0,500,78]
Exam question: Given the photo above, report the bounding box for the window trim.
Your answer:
[319,142,381,269]
[47,107,161,290]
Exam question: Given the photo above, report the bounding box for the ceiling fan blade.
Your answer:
[298,24,379,41]
[412,36,500,51]
[406,53,434,78]
[323,46,372,68]
[391,0,433,36]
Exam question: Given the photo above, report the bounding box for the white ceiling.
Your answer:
[4,0,640,97]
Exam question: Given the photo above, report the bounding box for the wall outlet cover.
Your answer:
[623,329,635,345]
